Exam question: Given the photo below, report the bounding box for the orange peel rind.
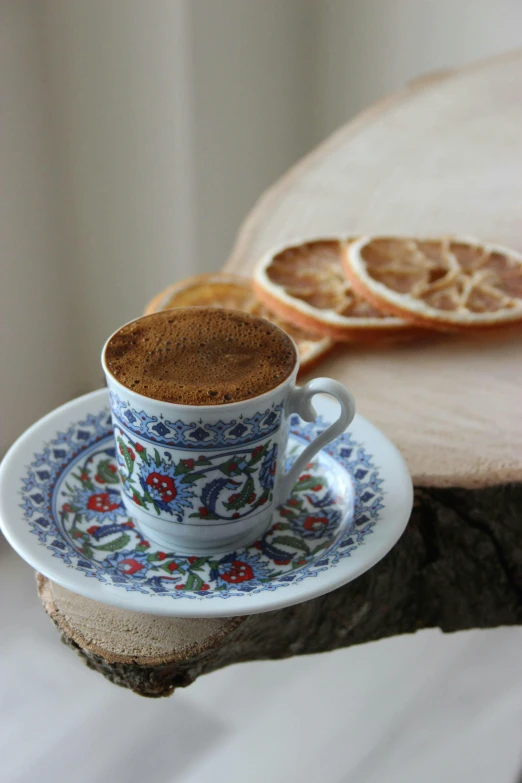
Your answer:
[253,238,411,341]
[343,236,522,331]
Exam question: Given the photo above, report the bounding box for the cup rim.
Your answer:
[101,309,300,411]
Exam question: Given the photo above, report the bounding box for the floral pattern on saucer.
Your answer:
[20,409,384,601]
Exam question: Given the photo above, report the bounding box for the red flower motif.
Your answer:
[132,493,141,506]
[299,473,311,482]
[182,459,195,469]
[140,540,150,548]
[199,506,209,517]
[62,503,72,513]
[175,584,185,590]
[188,556,198,564]
[272,523,281,530]
[258,497,267,505]
[135,443,144,453]
[168,562,178,571]
[157,552,167,560]
[122,521,135,528]
[80,472,89,481]
[274,559,290,565]
[95,474,105,484]
[288,498,299,506]
[228,493,240,504]
[201,584,210,591]
[253,540,262,550]
[145,472,177,504]
[248,492,256,503]
[232,512,240,519]
[220,561,254,584]
[252,446,263,458]
[229,462,237,472]
[108,464,117,474]
[87,525,100,535]
[280,509,291,517]
[73,530,83,539]
[87,493,120,513]
[311,484,323,492]
[304,515,328,532]
[119,558,145,575]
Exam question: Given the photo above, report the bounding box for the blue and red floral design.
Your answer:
[114,426,277,522]
[19,408,384,600]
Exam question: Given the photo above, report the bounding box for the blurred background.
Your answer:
[1,1,522,781]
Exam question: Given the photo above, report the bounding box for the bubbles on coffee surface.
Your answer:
[104,308,296,405]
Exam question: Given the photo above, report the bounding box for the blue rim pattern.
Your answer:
[110,391,284,450]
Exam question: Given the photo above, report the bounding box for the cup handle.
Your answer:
[277,378,356,504]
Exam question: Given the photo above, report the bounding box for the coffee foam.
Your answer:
[104,308,297,405]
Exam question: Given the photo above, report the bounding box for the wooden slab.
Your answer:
[37,53,522,696]
[225,52,522,489]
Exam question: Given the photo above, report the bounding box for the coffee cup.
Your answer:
[102,308,355,554]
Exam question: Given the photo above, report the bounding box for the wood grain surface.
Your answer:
[37,53,522,694]
[225,52,522,489]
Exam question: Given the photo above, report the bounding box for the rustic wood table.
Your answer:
[39,53,522,697]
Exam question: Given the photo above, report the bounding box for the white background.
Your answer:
[1,2,522,781]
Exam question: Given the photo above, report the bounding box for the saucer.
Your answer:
[0,389,412,618]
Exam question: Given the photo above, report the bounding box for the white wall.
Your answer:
[1,0,522,452]
[190,0,317,270]
[40,0,198,389]
[0,1,81,457]
[315,0,522,138]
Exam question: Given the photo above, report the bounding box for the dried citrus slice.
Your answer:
[343,236,522,330]
[253,238,411,341]
[144,273,334,371]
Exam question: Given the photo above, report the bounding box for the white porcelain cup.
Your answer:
[102,318,355,554]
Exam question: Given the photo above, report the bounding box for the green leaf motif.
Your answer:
[180,472,203,486]
[218,457,242,476]
[94,533,131,552]
[295,476,322,492]
[224,475,255,511]
[186,573,204,591]
[272,535,310,554]
[117,437,135,476]
[251,489,270,511]
[159,561,186,575]
[72,471,95,491]
[188,557,208,571]
[249,443,268,466]
[154,449,161,468]
[96,458,120,484]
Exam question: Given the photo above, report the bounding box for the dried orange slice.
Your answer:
[343,236,522,330]
[253,238,411,341]
[144,273,334,371]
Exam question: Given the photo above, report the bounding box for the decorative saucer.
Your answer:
[0,389,412,618]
